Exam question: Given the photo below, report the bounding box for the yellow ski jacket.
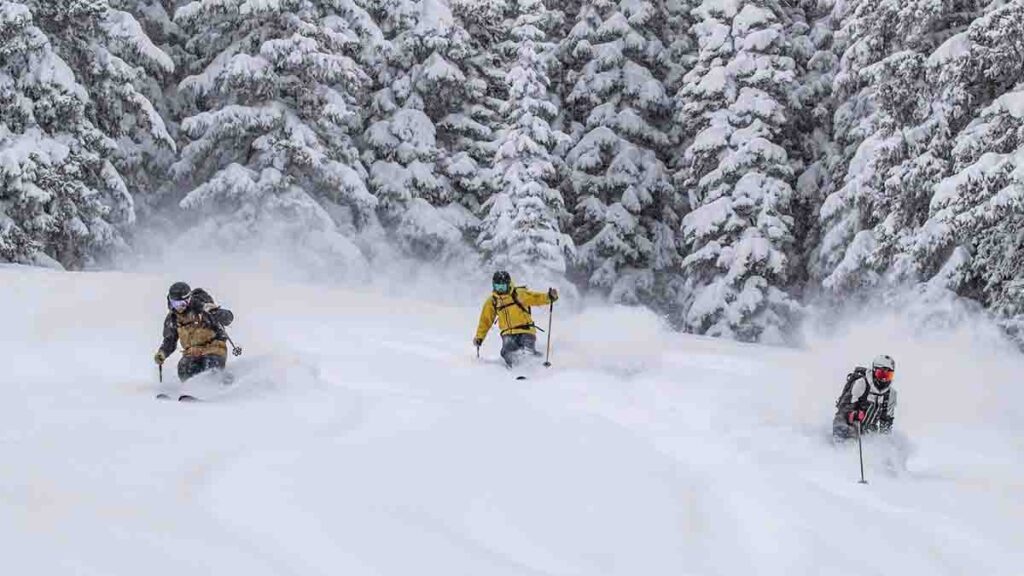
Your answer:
[475,286,553,342]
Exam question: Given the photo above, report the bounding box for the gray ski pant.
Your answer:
[501,333,539,367]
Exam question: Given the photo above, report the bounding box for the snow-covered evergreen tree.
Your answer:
[786,0,839,278]
[8,0,1024,345]
[674,0,800,342]
[362,0,490,259]
[561,0,679,305]
[34,0,175,214]
[172,0,378,272]
[451,0,509,153]
[114,0,180,49]
[924,90,1024,303]
[109,0,186,215]
[477,0,572,282]
[811,0,985,297]
[911,3,1024,334]
[908,2,1024,275]
[435,1,502,215]
[0,0,167,268]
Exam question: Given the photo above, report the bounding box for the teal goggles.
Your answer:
[493,282,510,293]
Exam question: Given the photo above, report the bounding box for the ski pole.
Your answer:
[203,308,243,356]
[856,420,868,484]
[158,362,163,384]
[226,334,243,357]
[543,301,554,368]
[217,319,242,356]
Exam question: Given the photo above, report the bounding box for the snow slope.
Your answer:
[2,266,1022,575]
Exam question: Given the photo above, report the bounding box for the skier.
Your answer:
[154,282,235,382]
[833,354,898,441]
[473,271,558,368]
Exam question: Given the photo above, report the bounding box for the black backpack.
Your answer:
[188,288,230,335]
[189,288,215,307]
[835,366,868,408]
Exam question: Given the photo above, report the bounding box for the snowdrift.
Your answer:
[1,267,1022,575]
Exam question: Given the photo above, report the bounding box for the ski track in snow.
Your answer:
[1,268,1022,575]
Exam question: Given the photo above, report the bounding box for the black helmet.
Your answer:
[168,282,191,300]
[492,271,511,294]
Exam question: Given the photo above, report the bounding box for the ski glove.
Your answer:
[548,288,559,302]
[473,338,483,347]
[847,410,866,425]
[154,350,167,365]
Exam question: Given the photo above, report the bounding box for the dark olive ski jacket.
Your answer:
[159,289,234,358]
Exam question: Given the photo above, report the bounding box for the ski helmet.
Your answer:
[492,270,512,294]
[168,282,191,300]
[167,282,192,311]
[871,354,895,390]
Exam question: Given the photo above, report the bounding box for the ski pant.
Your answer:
[178,354,226,382]
[832,413,857,441]
[501,333,538,367]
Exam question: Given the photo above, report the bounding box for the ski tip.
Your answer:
[178,395,200,402]
[155,393,171,400]
[515,375,528,380]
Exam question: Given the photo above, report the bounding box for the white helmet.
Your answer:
[871,354,895,389]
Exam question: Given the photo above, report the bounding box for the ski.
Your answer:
[156,392,201,402]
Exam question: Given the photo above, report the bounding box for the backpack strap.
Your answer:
[493,287,542,335]
[493,287,531,315]
[511,287,530,315]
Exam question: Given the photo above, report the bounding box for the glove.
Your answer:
[154,350,166,365]
[846,410,866,425]
[548,287,559,302]
[473,338,483,347]
[878,417,894,434]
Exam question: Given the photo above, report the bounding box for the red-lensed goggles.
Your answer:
[873,367,895,383]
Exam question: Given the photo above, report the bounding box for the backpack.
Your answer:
[835,366,868,408]
[188,288,230,335]
[189,288,215,307]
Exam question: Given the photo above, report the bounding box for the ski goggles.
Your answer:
[493,282,510,293]
[169,298,190,312]
[873,367,894,383]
